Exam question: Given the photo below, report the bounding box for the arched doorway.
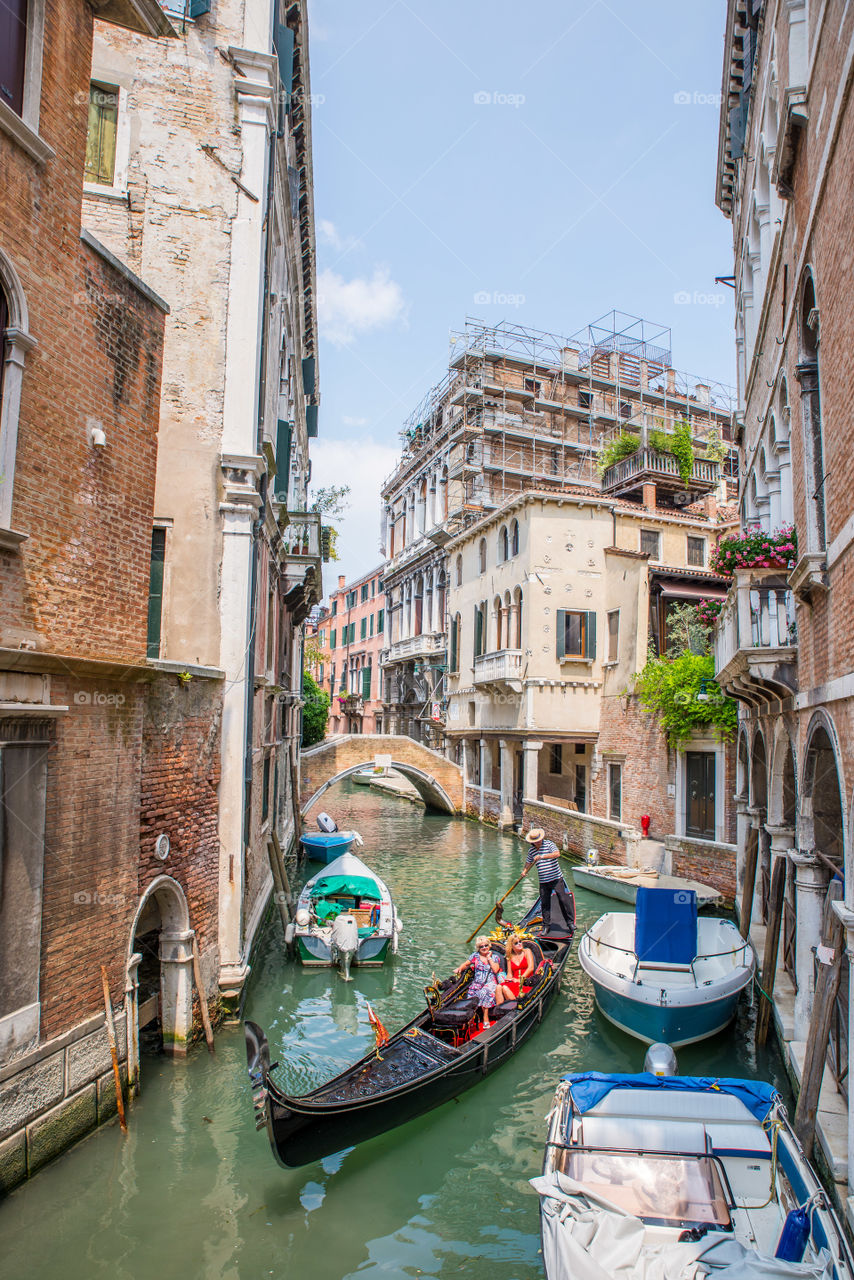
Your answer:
[126,876,193,1091]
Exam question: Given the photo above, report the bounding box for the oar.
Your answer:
[466,870,528,945]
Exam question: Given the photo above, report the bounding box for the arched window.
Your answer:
[493,595,503,650]
[0,251,35,532]
[478,538,486,574]
[510,519,519,557]
[797,272,825,552]
[513,586,523,648]
[455,554,462,587]
[474,600,487,658]
[498,525,508,563]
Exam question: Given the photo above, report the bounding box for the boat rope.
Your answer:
[742,1109,782,1209]
[752,973,776,1005]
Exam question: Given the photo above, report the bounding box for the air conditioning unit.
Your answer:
[672,491,693,507]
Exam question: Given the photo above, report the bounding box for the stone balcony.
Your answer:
[714,568,798,706]
[280,510,323,595]
[381,632,446,666]
[601,447,719,500]
[473,649,523,692]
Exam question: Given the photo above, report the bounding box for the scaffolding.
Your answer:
[382,314,738,543]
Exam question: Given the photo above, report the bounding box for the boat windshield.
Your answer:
[557,1149,731,1229]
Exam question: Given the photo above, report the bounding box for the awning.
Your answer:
[652,581,728,602]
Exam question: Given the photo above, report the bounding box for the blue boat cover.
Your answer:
[562,1072,780,1122]
[634,886,697,964]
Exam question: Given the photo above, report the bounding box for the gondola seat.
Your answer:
[430,997,479,1029]
[492,999,518,1019]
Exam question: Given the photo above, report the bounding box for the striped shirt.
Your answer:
[525,839,562,883]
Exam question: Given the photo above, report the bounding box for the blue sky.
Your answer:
[306,0,736,592]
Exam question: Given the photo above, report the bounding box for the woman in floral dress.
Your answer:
[454,936,506,1028]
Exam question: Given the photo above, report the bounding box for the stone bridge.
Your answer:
[300,734,463,816]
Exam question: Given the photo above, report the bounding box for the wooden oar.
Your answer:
[466,870,527,945]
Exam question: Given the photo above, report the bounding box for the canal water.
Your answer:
[2,782,789,1280]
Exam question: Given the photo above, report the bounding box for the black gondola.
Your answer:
[244,898,575,1168]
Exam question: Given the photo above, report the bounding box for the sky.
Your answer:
[306,0,737,594]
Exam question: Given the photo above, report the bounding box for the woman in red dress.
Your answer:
[499,933,536,1000]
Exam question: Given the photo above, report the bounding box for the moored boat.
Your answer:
[292,851,401,974]
[299,830,358,862]
[245,896,575,1167]
[572,864,722,908]
[578,887,754,1047]
[535,1070,854,1280]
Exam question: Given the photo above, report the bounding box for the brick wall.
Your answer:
[594,694,676,839]
[301,733,464,811]
[521,799,629,866]
[665,837,737,903]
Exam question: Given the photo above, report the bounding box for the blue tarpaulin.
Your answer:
[562,1072,780,1123]
[634,886,697,964]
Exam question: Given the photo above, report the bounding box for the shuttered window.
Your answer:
[449,615,459,673]
[474,604,484,658]
[273,21,295,111]
[330,629,336,649]
[274,419,292,501]
[556,610,596,660]
[377,609,384,634]
[146,528,167,659]
[360,617,367,639]
[84,84,119,186]
[361,666,372,700]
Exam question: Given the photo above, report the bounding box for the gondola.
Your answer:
[244,896,575,1168]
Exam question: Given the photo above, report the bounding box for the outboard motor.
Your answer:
[644,1042,678,1077]
[317,812,338,834]
[331,912,359,981]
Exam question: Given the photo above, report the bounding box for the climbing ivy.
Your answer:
[597,431,639,475]
[647,419,695,486]
[634,652,738,748]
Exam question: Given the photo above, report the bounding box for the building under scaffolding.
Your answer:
[378,313,736,744]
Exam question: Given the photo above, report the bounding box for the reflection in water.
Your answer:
[1,782,789,1280]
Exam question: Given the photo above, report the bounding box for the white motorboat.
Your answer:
[578,888,754,1047]
[572,864,722,908]
[535,1070,854,1280]
[289,851,401,977]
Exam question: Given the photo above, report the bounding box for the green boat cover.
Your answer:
[309,875,381,901]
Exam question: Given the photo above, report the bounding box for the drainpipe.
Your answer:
[243,479,265,852]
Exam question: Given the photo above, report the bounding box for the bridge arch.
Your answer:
[300,734,463,817]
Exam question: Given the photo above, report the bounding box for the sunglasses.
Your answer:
[478,945,490,951]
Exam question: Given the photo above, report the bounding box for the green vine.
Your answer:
[597,431,639,475]
[634,652,737,748]
[648,419,695,486]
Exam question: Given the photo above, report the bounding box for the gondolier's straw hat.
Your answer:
[524,828,545,843]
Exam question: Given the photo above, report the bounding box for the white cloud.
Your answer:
[309,436,400,595]
[318,220,363,254]
[318,266,407,346]
[342,415,369,427]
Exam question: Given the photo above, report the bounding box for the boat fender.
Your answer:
[295,908,310,927]
[775,1206,811,1262]
[284,922,295,946]
[351,831,364,849]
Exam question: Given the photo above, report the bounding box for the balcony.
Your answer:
[381,633,446,666]
[714,569,798,706]
[601,447,719,500]
[336,693,363,716]
[280,511,323,601]
[473,649,523,692]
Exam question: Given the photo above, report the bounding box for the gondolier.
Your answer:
[522,829,575,934]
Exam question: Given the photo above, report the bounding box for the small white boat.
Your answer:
[535,1070,854,1280]
[572,864,722,908]
[352,767,388,785]
[290,851,401,977]
[578,888,754,1047]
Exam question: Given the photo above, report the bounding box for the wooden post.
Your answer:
[100,966,128,1135]
[192,936,215,1055]
[794,880,844,1151]
[271,829,292,904]
[755,854,786,1047]
[740,826,759,935]
[267,838,291,939]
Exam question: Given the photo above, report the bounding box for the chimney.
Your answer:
[666,369,676,394]
[338,574,346,589]
[562,347,579,372]
[704,492,717,520]
[642,482,657,511]
[696,383,711,407]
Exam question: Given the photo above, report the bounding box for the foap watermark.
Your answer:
[673,90,723,107]
[674,290,726,308]
[73,689,127,706]
[74,890,126,907]
[473,290,526,308]
[474,91,526,108]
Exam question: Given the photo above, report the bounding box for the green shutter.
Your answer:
[377,609,384,634]
[330,629,336,649]
[474,605,483,658]
[556,609,566,660]
[360,617,367,639]
[302,356,316,395]
[585,611,597,659]
[146,528,166,659]
[361,666,371,699]
[369,614,374,636]
[306,404,318,438]
[189,0,211,16]
[274,419,292,500]
[274,23,295,110]
[450,617,458,672]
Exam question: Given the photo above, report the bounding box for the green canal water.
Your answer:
[1,782,789,1280]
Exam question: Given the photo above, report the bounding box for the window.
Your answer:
[687,536,706,568]
[607,610,619,663]
[608,763,622,821]
[330,664,335,690]
[510,520,519,556]
[474,602,486,658]
[499,525,508,562]
[360,617,367,640]
[686,752,716,839]
[640,528,660,559]
[549,745,562,775]
[349,622,356,644]
[524,377,542,397]
[575,763,587,812]
[84,83,119,185]
[361,666,372,700]
[146,528,167,658]
[331,600,337,616]
[550,447,559,475]
[369,614,374,636]
[619,400,632,420]
[455,554,462,586]
[318,630,325,647]
[1,0,28,117]
[346,590,356,609]
[449,613,460,673]
[330,628,336,649]
[262,754,271,822]
[579,389,592,410]
[556,610,596,660]
[0,255,35,530]
[361,582,369,602]
[377,608,384,634]
[478,539,486,574]
[371,579,376,597]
